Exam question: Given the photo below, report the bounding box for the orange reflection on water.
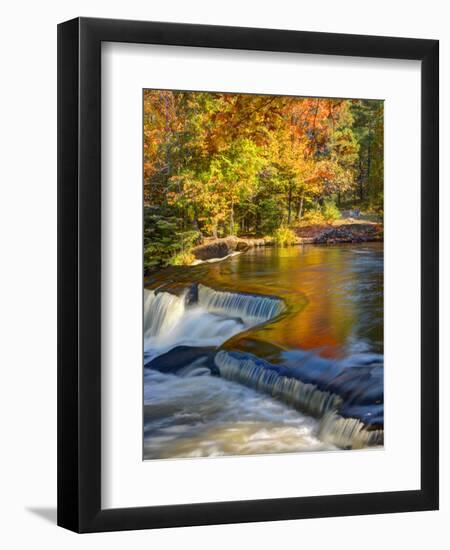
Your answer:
[146,243,383,361]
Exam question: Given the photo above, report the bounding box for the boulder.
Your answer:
[145,345,219,375]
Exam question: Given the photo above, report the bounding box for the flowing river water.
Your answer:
[143,242,383,459]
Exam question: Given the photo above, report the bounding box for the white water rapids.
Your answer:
[143,285,381,459]
[143,285,284,361]
[144,368,333,459]
[143,286,336,458]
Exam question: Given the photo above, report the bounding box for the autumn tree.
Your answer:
[143,89,383,267]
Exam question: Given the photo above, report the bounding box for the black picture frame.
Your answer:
[57,17,439,533]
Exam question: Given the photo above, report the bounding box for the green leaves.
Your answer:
[143,210,201,271]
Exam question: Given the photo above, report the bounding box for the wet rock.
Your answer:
[184,283,198,305]
[235,240,250,252]
[145,345,219,375]
[192,236,272,261]
[192,238,234,260]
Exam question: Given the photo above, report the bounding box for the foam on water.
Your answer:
[144,287,284,361]
[144,368,334,459]
[215,350,383,449]
[144,289,243,360]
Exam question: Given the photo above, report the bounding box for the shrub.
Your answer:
[300,208,325,225]
[274,226,297,247]
[323,200,341,222]
[298,201,341,225]
[169,251,196,266]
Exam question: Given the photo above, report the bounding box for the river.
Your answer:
[143,242,383,459]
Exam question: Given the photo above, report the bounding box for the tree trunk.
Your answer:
[367,123,372,199]
[230,198,234,236]
[359,156,364,201]
[192,207,199,232]
[287,183,293,225]
[165,95,171,176]
[297,191,304,220]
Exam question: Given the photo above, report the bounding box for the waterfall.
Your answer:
[144,288,251,361]
[143,289,186,338]
[215,350,342,418]
[215,350,383,449]
[318,412,384,449]
[144,285,284,342]
[198,284,285,324]
[144,285,285,362]
[144,287,383,451]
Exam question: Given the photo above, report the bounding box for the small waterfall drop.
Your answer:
[144,288,250,361]
[144,289,185,338]
[198,284,285,324]
[215,350,342,418]
[318,412,384,449]
[215,350,383,449]
[144,286,285,361]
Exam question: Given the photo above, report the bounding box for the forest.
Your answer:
[143,90,383,270]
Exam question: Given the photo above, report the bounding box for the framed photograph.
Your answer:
[57,17,439,532]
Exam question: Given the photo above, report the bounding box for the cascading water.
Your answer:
[143,286,285,362]
[215,350,343,418]
[215,350,383,449]
[318,412,383,449]
[144,368,334,459]
[144,289,241,362]
[144,289,186,339]
[197,284,285,324]
[144,244,384,458]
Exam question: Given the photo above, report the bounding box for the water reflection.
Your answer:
[146,242,383,361]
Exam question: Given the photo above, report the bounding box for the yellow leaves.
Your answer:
[142,89,378,222]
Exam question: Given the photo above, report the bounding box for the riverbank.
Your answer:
[295,219,383,244]
[191,220,383,262]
